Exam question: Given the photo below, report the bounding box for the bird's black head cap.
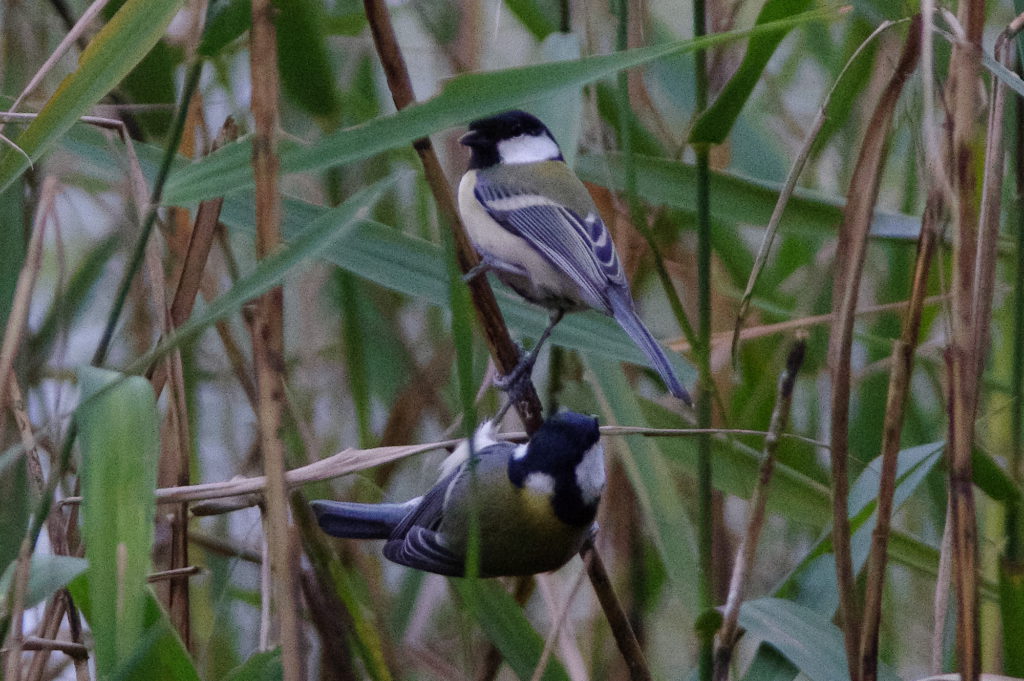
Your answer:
[460,110,562,169]
[508,411,602,526]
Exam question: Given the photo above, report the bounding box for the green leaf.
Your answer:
[162,6,843,205]
[222,649,283,681]
[0,0,186,193]
[76,367,160,678]
[0,446,29,572]
[67,570,200,681]
[126,178,393,375]
[586,354,700,607]
[575,153,922,241]
[690,0,812,144]
[450,578,571,681]
[275,0,342,121]
[199,0,250,56]
[0,556,87,611]
[0,181,25,331]
[738,598,899,681]
[1000,561,1024,675]
[503,0,560,39]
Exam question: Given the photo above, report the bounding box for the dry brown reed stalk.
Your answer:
[943,1,1000,678]
[249,0,302,676]
[149,118,239,394]
[858,188,942,681]
[19,637,89,660]
[826,18,921,681]
[712,338,805,681]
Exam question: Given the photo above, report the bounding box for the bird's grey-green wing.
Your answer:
[382,442,514,576]
[474,162,628,312]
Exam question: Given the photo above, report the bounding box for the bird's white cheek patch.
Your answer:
[497,134,561,164]
[575,443,606,505]
[524,471,556,496]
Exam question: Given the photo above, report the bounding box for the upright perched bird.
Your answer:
[457,110,691,406]
[311,411,605,577]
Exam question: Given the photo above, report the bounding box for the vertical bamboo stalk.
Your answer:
[250,0,302,678]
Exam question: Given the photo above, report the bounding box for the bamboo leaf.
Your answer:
[0,0,186,193]
[67,570,200,681]
[450,578,571,681]
[586,354,700,607]
[0,447,28,573]
[126,178,393,374]
[738,598,899,681]
[690,0,812,144]
[575,153,922,240]
[222,649,283,681]
[76,367,160,677]
[162,7,844,205]
[0,555,86,611]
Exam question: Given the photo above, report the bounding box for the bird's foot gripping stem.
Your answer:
[493,342,539,405]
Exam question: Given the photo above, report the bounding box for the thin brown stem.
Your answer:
[249,0,302,676]
[579,538,651,681]
[859,190,942,681]
[713,339,805,681]
[360,0,542,434]
[826,19,921,681]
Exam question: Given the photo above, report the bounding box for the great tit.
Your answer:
[311,411,604,577]
[457,110,692,406]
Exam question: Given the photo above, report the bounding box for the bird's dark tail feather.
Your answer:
[311,499,415,539]
[608,289,693,406]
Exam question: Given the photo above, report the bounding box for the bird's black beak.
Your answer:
[459,129,483,147]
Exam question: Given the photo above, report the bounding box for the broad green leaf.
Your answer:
[636,398,831,524]
[740,644,799,681]
[587,354,700,607]
[275,0,342,122]
[450,578,571,681]
[0,556,87,611]
[125,178,393,375]
[103,0,179,136]
[973,449,1021,502]
[0,0,186,193]
[0,446,28,573]
[199,0,250,56]
[575,153,922,240]
[0,181,25,331]
[162,7,843,205]
[67,570,200,681]
[1000,561,1024,675]
[222,649,283,681]
[738,598,899,681]
[690,0,812,144]
[76,367,160,678]
[504,0,560,40]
